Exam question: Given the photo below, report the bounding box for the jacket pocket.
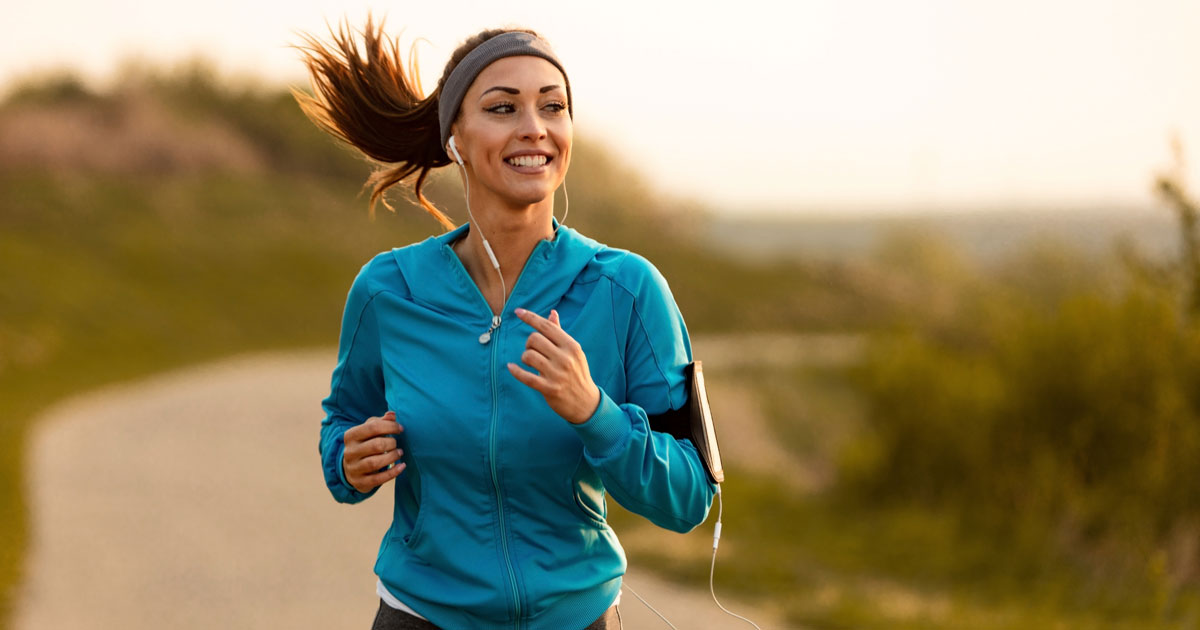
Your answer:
[396,465,427,552]
[570,456,608,528]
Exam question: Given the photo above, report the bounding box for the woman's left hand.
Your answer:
[507,307,601,425]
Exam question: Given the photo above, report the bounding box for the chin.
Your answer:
[503,185,555,207]
[506,195,551,208]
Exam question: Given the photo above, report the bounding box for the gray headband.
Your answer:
[437,31,573,151]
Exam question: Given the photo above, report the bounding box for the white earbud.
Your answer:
[448,135,464,166]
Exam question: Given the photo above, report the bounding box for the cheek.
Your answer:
[552,128,573,167]
[457,119,506,160]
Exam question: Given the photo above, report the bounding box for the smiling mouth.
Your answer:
[504,155,551,167]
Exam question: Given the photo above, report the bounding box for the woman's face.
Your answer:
[451,55,572,210]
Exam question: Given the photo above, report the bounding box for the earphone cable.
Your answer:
[457,163,569,312]
[621,579,678,630]
[458,163,508,311]
[710,486,763,630]
[555,177,569,235]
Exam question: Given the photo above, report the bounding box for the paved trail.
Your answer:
[14,349,789,629]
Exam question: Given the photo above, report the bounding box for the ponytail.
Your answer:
[292,14,452,228]
[293,16,544,230]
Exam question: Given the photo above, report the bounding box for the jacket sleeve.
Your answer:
[319,259,388,504]
[570,254,717,533]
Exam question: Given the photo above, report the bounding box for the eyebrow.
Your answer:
[479,85,564,99]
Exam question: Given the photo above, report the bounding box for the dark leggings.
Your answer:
[370,599,622,630]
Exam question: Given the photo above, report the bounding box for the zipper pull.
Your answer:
[478,315,502,344]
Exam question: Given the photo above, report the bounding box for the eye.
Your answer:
[543,101,567,113]
[485,102,515,114]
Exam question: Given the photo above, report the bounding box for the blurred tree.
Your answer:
[1153,133,1200,318]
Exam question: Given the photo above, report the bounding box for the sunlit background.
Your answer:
[5,0,1199,213]
[3,1,1200,629]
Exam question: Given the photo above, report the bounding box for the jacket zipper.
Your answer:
[489,332,522,628]
[446,233,547,628]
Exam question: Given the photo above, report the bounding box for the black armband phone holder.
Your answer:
[646,360,725,484]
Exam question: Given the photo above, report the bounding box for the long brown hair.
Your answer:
[291,15,539,230]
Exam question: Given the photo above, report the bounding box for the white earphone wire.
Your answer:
[455,154,508,317]
[555,177,568,235]
[450,137,568,343]
[625,485,763,630]
[622,580,678,630]
[710,486,763,629]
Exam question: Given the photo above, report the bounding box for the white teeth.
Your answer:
[505,155,548,167]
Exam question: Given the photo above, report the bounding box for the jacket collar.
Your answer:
[392,217,606,323]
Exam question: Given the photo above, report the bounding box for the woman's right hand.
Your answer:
[342,410,406,494]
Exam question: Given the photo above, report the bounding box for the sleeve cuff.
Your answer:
[336,450,354,490]
[571,387,632,460]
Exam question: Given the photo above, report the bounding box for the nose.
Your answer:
[516,107,547,142]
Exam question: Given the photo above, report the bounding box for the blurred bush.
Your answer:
[840,142,1200,609]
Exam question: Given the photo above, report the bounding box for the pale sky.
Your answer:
[3,0,1198,216]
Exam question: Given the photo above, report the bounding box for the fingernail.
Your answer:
[514,307,526,315]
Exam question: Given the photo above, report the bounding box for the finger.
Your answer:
[345,428,401,460]
[525,331,563,358]
[346,428,399,457]
[348,444,403,474]
[507,361,550,393]
[359,461,407,489]
[514,307,572,346]
[356,448,404,474]
[364,436,397,456]
[344,412,401,442]
[519,348,553,375]
[362,417,404,439]
[549,309,560,326]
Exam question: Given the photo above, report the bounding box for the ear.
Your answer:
[447,124,467,166]
[447,135,464,166]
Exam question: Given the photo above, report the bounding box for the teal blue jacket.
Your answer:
[319,219,716,630]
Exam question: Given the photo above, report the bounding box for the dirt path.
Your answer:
[13,348,788,629]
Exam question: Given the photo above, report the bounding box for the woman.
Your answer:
[297,16,717,630]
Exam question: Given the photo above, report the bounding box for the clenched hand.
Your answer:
[342,411,406,493]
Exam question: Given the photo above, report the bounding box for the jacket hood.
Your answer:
[389,217,606,324]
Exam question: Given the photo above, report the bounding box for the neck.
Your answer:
[453,193,557,316]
